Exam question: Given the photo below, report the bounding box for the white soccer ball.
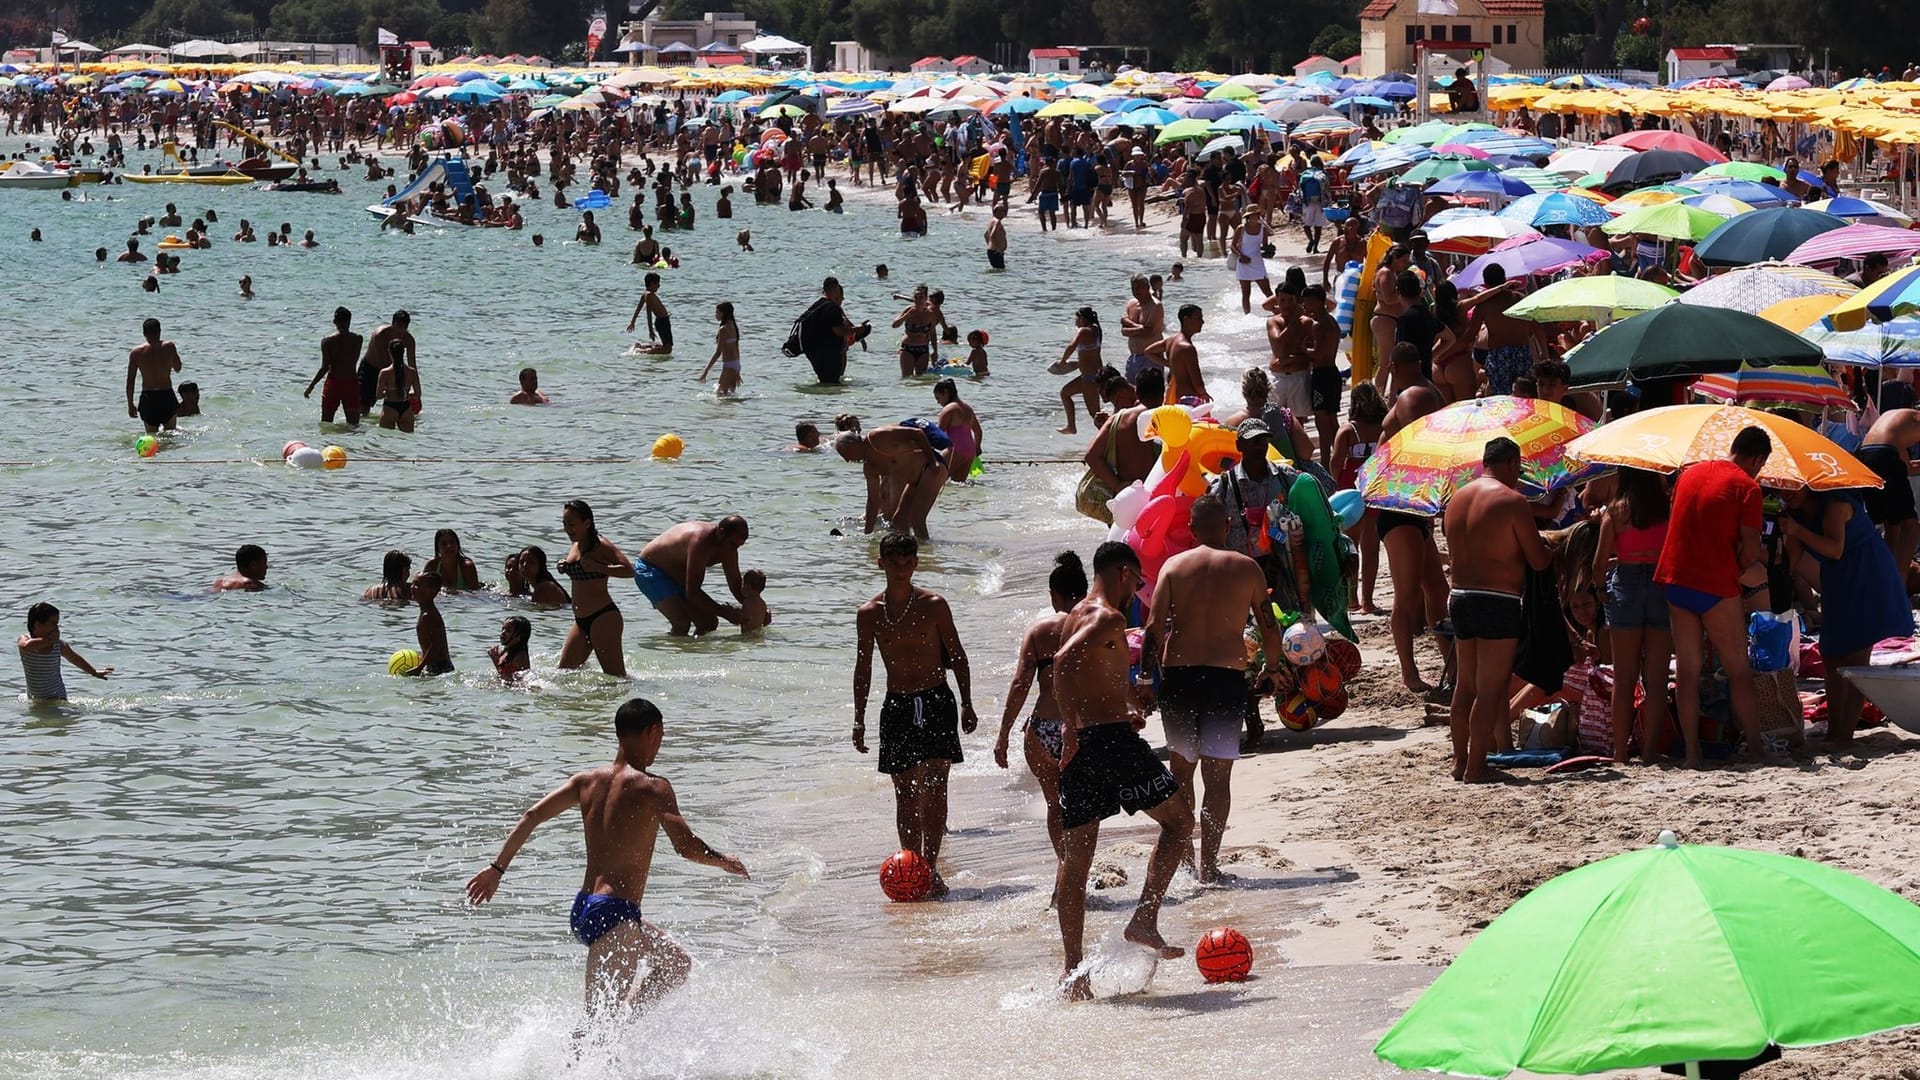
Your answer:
[1281,622,1326,668]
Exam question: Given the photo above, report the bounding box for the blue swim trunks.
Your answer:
[633,559,685,606]
[1038,192,1059,212]
[570,891,644,946]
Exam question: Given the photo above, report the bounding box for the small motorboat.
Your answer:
[1838,665,1920,735]
[0,161,76,190]
[235,157,299,182]
[125,168,256,186]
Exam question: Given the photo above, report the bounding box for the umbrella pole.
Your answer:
[1686,1064,1702,1080]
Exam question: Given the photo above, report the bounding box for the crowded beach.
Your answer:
[17,44,1920,1076]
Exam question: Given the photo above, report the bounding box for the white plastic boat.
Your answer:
[0,161,74,190]
[1838,665,1920,735]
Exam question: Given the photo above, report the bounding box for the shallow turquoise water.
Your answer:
[0,147,1397,1079]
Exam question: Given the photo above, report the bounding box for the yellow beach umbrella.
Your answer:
[1756,295,1847,333]
[1035,98,1100,117]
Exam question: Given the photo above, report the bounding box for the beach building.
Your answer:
[1665,46,1740,83]
[616,10,757,59]
[1028,47,1082,75]
[951,54,993,76]
[911,56,955,74]
[831,41,898,72]
[1294,54,1343,78]
[1358,0,1544,76]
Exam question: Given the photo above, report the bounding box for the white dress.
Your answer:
[1235,226,1268,282]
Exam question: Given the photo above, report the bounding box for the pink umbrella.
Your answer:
[1431,142,1491,159]
[1783,223,1920,269]
[1766,75,1812,91]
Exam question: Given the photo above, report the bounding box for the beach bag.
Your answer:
[1574,662,1617,756]
[1075,422,1121,524]
[1747,611,1794,673]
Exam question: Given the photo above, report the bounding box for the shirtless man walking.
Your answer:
[1142,496,1283,883]
[303,306,364,426]
[1379,342,1453,694]
[633,516,750,636]
[835,425,950,539]
[852,532,979,898]
[465,699,750,1021]
[359,310,415,416]
[1441,438,1551,782]
[126,317,182,435]
[1147,304,1209,404]
[1119,274,1165,382]
[1053,541,1193,999]
[1264,287,1312,418]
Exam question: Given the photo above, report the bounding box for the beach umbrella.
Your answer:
[1562,305,1824,386]
[1682,177,1796,207]
[1263,100,1341,124]
[1804,196,1914,227]
[1431,142,1492,159]
[1380,119,1455,146]
[1203,81,1257,100]
[1375,833,1920,1077]
[1427,170,1536,198]
[1153,118,1214,145]
[1194,134,1245,160]
[1600,129,1728,162]
[1825,265,1920,330]
[1169,99,1248,120]
[993,96,1047,116]
[1693,207,1851,267]
[1567,406,1879,490]
[1290,115,1361,140]
[1786,223,1920,269]
[1676,263,1856,316]
[1691,160,1788,183]
[1452,237,1609,289]
[1344,144,1434,180]
[1694,365,1855,412]
[1035,98,1100,117]
[1600,201,1728,242]
[446,80,504,104]
[1117,105,1179,127]
[1425,215,1540,254]
[1451,133,1557,158]
[1423,206,1495,228]
[1332,94,1396,109]
[1546,143,1636,177]
[1351,78,1417,100]
[1399,156,1497,186]
[1605,149,1710,188]
[1355,397,1598,517]
[1498,191,1611,228]
[712,89,750,103]
[1506,276,1679,323]
[1679,193,1757,218]
[759,103,808,118]
[1498,166,1573,192]
[1757,295,1847,333]
[1604,184,1700,212]
[1209,112,1283,134]
[1802,317,1920,367]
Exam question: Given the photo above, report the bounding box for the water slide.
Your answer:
[366,157,479,225]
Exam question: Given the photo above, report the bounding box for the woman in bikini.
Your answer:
[430,529,482,592]
[1430,282,1477,404]
[1370,245,1411,390]
[1055,306,1104,435]
[992,551,1089,876]
[891,285,936,378]
[556,499,635,677]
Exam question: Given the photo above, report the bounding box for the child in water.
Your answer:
[788,422,821,451]
[490,615,531,683]
[698,302,742,397]
[411,571,452,675]
[739,569,771,633]
[18,602,113,701]
[966,330,990,376]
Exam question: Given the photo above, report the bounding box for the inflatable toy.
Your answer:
[1282,622,1326,667]
[287,446,325,469]
[1278,692,1322,732]
[1330,488,1365,530]
[321,445,347,470]
[1195,928,1253,983]
[135,435,159,457]
[572,189,611,210]
[879,849,933,902]
[388,648,423,676]
[281,440,306,460]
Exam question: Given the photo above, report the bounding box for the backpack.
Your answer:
[783,298,829,358]
[1298,169,1325,202]
[899,416,952,451]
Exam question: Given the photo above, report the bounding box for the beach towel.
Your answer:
[1487,748,1573,769]
[1333,261,1361,337]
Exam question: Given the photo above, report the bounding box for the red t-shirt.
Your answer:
[1654,460,1762,598]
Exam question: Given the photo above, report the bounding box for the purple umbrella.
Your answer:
[1170,99,1249,120]
[1428,170,1537,197]
[1452,237,1610,289]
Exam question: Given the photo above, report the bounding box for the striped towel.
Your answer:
[1333,261,1362,336]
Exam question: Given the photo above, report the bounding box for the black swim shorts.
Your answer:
[1158,665,1250,762]
[1448,588,1524,641]
[878,683,963,774]
[1859,443,1917,525]
[1060,722,1180,830]
[1310,366,1342,415]
[137,387,179,429]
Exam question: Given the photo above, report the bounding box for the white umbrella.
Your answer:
[235,71,299,86]
[739,34,806,54]
[60,41,102,53]
[1196,133,1245,160]
[107,43,166,55]
[1546,144,1636,178]
[170,39,237,58]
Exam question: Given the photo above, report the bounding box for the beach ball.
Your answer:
[321,445,348,470]
[1278,692,1322,732]
[652,433,684,460]
[1330,488,1365,530]
[1281,622,1326,668]
[1297,657,1344,703]
[1316,682,1350,721]
[287,446,324,469]
[1325,637,1362,682]
[281,440,307,460]
[879,849,933,902]
[1195,927,1253,983]
[134,435,159,458]
[388,648,422,676]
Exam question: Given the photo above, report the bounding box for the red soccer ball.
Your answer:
[879,849,933,902]
[1325,637,1362,682]
[1316,682,1351,720]
[1196,927,1254,982]
[1297,658,1345,702]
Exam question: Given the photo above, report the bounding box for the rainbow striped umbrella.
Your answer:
[1357,397,1599,516]
[1693,365,1856,412]
[1826,264,1920,331]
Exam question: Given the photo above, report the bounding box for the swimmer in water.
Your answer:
[126,316,182,435]
[511,366,549,405]
[411,570,453,675]
[363,550,412,603]
[18,602,113,701]
[175,382,200,417]
[239,275,253,299]
[304,306,363,426]
[464,699,751,1023]
[788,422,821,452]
[375,341,420,433]
[429,528,482,592]
[738,569,771,633]
[214,544,269,592]
[736,229,753,253]
[625,273,672,354]
[490,616,531,683]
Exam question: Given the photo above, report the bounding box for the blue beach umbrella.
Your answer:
[993,96,1048,116]
[1683,177,1797,207]
[1499,190,1612,227]
[1334,95,1396,109]
[1804,316,1920,367]
[1121,106,1180,128]
[1693,207,1850,267]
[447,81,504,104]
[1210,112,1283,134]
[713,89,749,103]
[1428,170,1536,197]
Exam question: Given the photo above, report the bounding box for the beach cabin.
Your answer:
[1341,53,1364,73]
[951,54,993,76]
[1357,0,1544,77]
[912,56,955,75]
[1028,47,1081,75]
[1295,54,1343,78]
[618,10,757,59]
[833,41,896,72]
[1666,46,1739,84]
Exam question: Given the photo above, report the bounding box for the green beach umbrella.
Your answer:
[1399,156,1497,186]
[759,103,808,118]
[1691,160,1788,183]
[1501,166,1571,192]
[1562,301,1824,385]
[1376,832,1920,1078]
[1506,275,1678,323]
[1380,119,1454,145]
[1573,171,1610,188]
[1154,117,1213,145]
[1601,201,1728,242]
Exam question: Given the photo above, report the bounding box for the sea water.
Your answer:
[0,145,1423,1078]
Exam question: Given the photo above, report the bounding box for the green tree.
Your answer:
[360,0,447,48]
[470,0,535,53]
[1095,0,1199,68]
[270,0,366,39]
[132,0,254,38]
[1308,24,1359,62]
